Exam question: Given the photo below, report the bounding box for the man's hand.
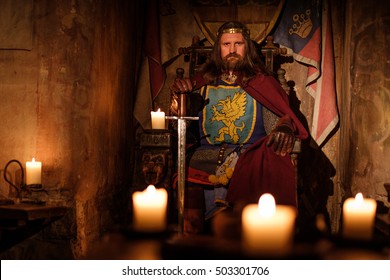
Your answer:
[266,115,295,156]
[169,78,195,116]
[169,77,194,94]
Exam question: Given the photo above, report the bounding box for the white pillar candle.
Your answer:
[241,193,296,256]
[342,192,377,240]
[26,158,42,185]
[151,108,165,129]
[132,185,168,232]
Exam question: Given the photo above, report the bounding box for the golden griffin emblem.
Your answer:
[210,92,247,143]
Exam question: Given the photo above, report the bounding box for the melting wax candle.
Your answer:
[241,193,296,256]
[26,158,42,185]
[342,192,377,240]
[151,109,165,129]
[132,185,168,232]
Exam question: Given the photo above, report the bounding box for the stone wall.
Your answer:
[339,0,390,215]
[0,0,139,259]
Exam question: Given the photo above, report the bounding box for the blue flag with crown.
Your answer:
[273,0,321,62]
[272,0,339,147]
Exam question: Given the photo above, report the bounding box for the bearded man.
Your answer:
[170,21,308,234]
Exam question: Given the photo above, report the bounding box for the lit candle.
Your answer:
[241,193,296,256]
[342,192,377,240]
[26,158,42,185]
[151,108,165,129]
[132,185,168,232]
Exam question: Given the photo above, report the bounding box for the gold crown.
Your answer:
[218,28,250,37]
[289,9,313,38]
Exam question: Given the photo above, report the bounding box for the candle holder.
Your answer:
[3,159,46,205]
[3,159,24,203]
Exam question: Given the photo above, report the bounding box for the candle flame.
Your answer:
[146,184,156,193]
[258,193,276,217]
[32,157,35,162]
[355,192,363,206]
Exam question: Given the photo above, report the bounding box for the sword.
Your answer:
[166,68,198,235]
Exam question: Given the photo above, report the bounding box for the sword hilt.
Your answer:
[176,68,187,118]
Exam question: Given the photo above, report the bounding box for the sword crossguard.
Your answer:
[165,116,199,121]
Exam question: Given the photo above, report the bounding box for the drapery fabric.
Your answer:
[272,0,338,146]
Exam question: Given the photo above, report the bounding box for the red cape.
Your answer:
[191,73,309,207]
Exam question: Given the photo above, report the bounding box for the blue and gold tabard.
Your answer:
[191,78,268,219]
[198,81,266,146]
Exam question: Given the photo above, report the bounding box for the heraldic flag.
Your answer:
[272,0,339,146]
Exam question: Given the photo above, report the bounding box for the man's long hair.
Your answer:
[201,21,271,86]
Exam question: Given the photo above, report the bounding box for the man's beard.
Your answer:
[222,53,245,71]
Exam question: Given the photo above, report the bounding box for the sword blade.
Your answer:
[177,118,187,235]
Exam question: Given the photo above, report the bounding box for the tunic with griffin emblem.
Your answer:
[188,77,267,182]
[199,78,266,146]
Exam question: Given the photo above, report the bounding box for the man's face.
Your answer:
[220,33,246,70]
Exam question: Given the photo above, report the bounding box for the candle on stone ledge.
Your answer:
[241,193,296,256]
[132,185,168,232]
[151,108,165,129]
[342,192,377,240]
[26,157,42,185]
